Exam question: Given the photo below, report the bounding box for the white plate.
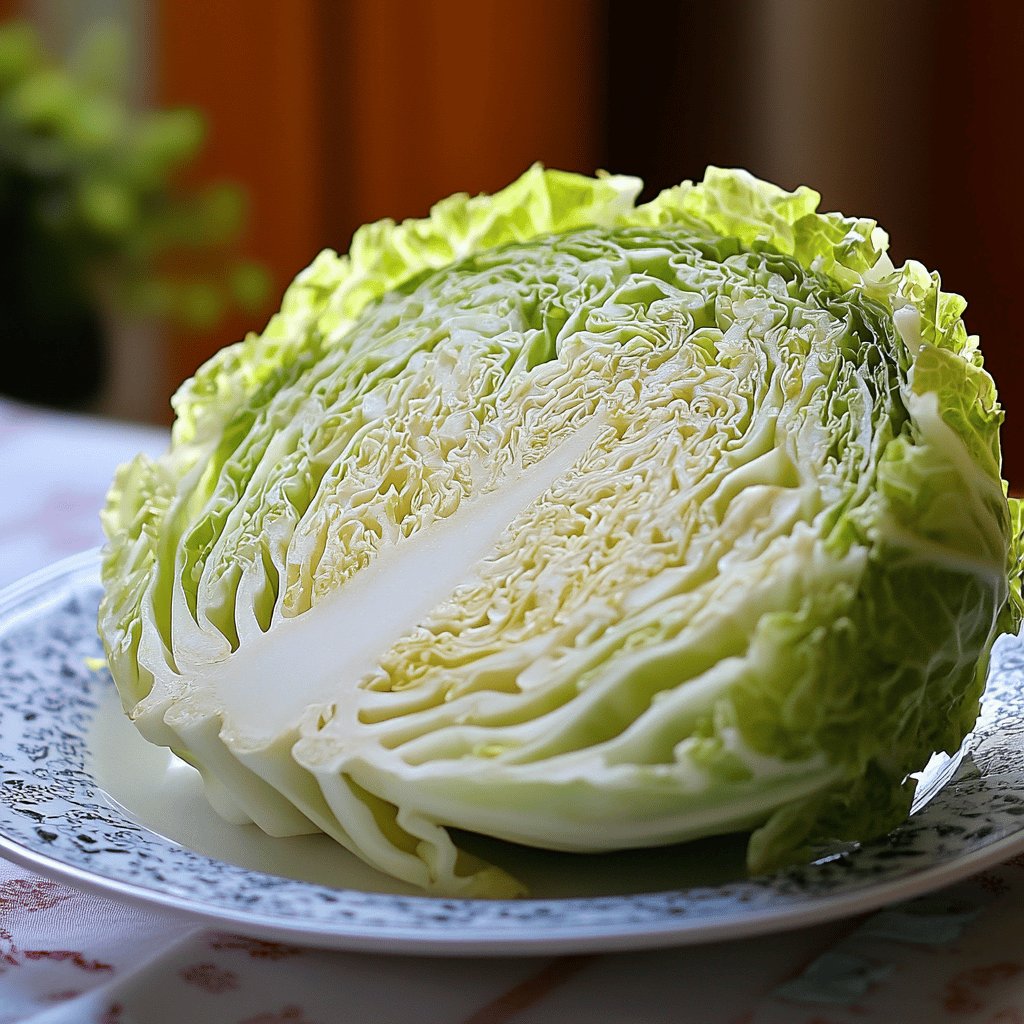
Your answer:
[1,550,1023,956]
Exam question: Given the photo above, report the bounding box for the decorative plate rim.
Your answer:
[0,550,1022,957]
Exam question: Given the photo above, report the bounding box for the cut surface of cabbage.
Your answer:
[99,167,1023,896]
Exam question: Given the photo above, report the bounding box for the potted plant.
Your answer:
[0,20,267,408]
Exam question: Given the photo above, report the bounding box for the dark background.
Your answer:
[6,0,1023,483]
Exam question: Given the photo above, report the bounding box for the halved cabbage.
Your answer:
[99,167,1022,896]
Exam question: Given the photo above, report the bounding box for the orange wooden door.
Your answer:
[157,0,326,396]
[157,0,603,403]
[325,0,600,226]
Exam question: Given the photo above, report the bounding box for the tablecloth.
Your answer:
[2,395,1024,1024]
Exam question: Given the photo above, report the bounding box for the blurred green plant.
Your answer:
[0,19,270,404]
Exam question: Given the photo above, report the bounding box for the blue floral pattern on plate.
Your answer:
[1,551,1023,955]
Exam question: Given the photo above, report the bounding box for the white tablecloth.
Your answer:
[2,396,1024,1024]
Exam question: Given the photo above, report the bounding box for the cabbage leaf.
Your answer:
[99,167,1021,896]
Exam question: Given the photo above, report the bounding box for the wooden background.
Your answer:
[8,0,1024,484]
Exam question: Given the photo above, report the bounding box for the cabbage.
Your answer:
[99,166,1023,897]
